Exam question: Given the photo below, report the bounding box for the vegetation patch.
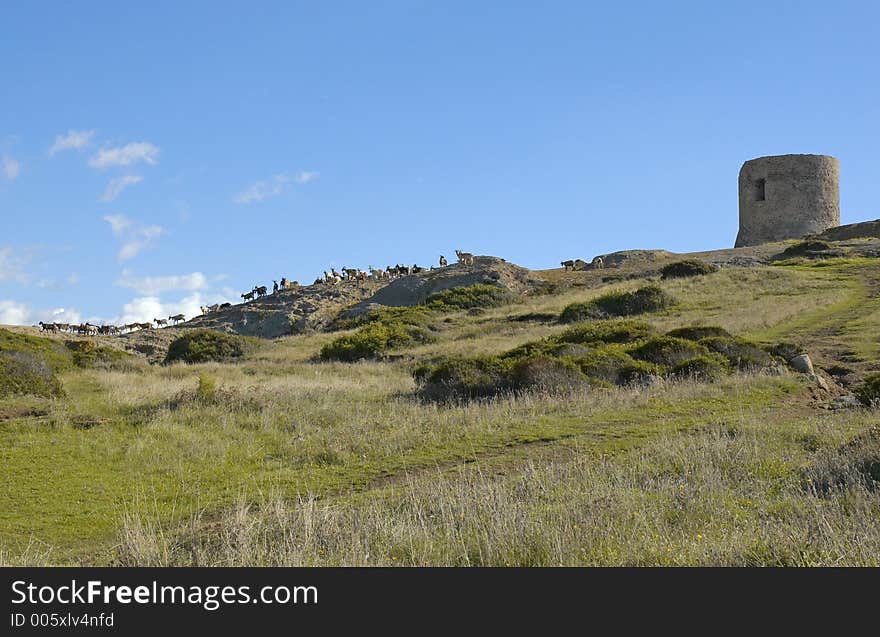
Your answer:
[854,373,880,407]
[660,259,718,279]
[803,427,880,495]
[321,321,432,362]
[630,336,710,367]
[699,336,774,370]
[559,286,674,322]
[65,340,135,370]
[414,355,515,401]
[666,326,731,341]
[0,351,65,398]
[671,353,729,381]
[0,328,73,372]
[425,284,516,311]
[780,239,832,259]
[334,306,433,331]
[555,320,656,345]
[164,330,256,364]
[572,347,637,385]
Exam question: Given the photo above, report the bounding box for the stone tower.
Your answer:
[735,154,839,248]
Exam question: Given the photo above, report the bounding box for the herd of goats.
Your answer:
[35,251,605,336]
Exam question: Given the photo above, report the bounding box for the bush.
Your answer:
[321,321,431,362]
[767,342,804,361]
[65,340,133,369]
[619,361,666,385]
[666,326,731,341]
[661,259,719,279]
[164,330,255,364]
[630,336,710,367]
[854,373,880,407]
[334,306,432,331]
[196,373,218,403]
[555,320,655,345]
[0,351,64,398]
[672,353,729,381]
[510,355,588,392]
[558,302,603,323]
[699,336,773,370]
[415,356,514,401]
[781,240,832,258]
[0,328,72,372]
[426,284,515,311]
[572,347,637,384]
[592,285,675,318]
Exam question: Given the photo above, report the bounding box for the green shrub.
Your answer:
[321,321,431,362]
[555,320,655,345]
[65,340,133,369]
[672,353,729,381]
[666,326,731,341]
[660,259,719,279]
[414,356,514,401]
[560,286,674,322]
[196,373,218,403]
[781,240,832,258]
[426,284,515,311]
[767,342,804,361]
[558,302,603,323]
[619,360,666,385]
[630,336,710,367]
[573,347,637,384]
[699,336,773,370]
[0,328,72,372]
[0,351,64,398]
[510,355,588,392]
[855,373,880,407]
[164,329,255,364]
[335,306,432,331]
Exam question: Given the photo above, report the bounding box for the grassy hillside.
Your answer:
[2,256,880,566]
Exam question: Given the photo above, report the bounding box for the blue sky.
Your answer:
[1,1,878,325]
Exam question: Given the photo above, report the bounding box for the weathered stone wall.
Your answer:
[735,154,839,247]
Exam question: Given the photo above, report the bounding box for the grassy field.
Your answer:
[2,258,879,566]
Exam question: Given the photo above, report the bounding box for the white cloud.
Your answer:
[37,307,82,325]
[114,292,229,325]
[102,214,165,261]
[48,129,95,156]
[0,300,31,325]
[101,175,143,201]
[115,270,208,295]
[235,170,318,204]
[89,142,159,169]
[2,156,20,181]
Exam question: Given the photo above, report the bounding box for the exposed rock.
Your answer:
[831,395,863,410]
[789,354,815,375]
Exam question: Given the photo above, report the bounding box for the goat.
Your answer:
[439,255,448,267]
[455,250,475,265]
[38,321,57,333]
[208,303,220,312]
[561,260,575,271]
[342,268,358,281]
[154,318,168,327]
[200,306,209,315]
[169,314,185,325]
[219,302,232,309]
[241,290,256,302]
[254,285,268,297]
[591,256,605,269]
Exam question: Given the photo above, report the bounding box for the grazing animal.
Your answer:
[208,304,220,312]
[254,285,268,297]
[137,322,153,330]
[561,260,575,271]
[169,314,185,325]
[455,250,475,265]
[273,280,279,294]
[343,268,358,281]
[38,321,57,333]
[439,255,448,267]
[219,302,232,309]
[591,256,605,269]
[55,323,71,333]
[241,290,256,302]
[331,268,342,280]
[200,306,209,315]
[154,318,168,327]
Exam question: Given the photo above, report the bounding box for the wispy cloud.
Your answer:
[48,129,95,156]
[101,175,143,201]
[114,269,209,295]
[89,142,160,169]
[2,156,20,181]
[102,214,165,262]
[234,170,318,204]
[0,247,31,284]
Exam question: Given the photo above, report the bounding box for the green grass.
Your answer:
[3,258,880,565]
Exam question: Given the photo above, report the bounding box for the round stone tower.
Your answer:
[735,154,839,248]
